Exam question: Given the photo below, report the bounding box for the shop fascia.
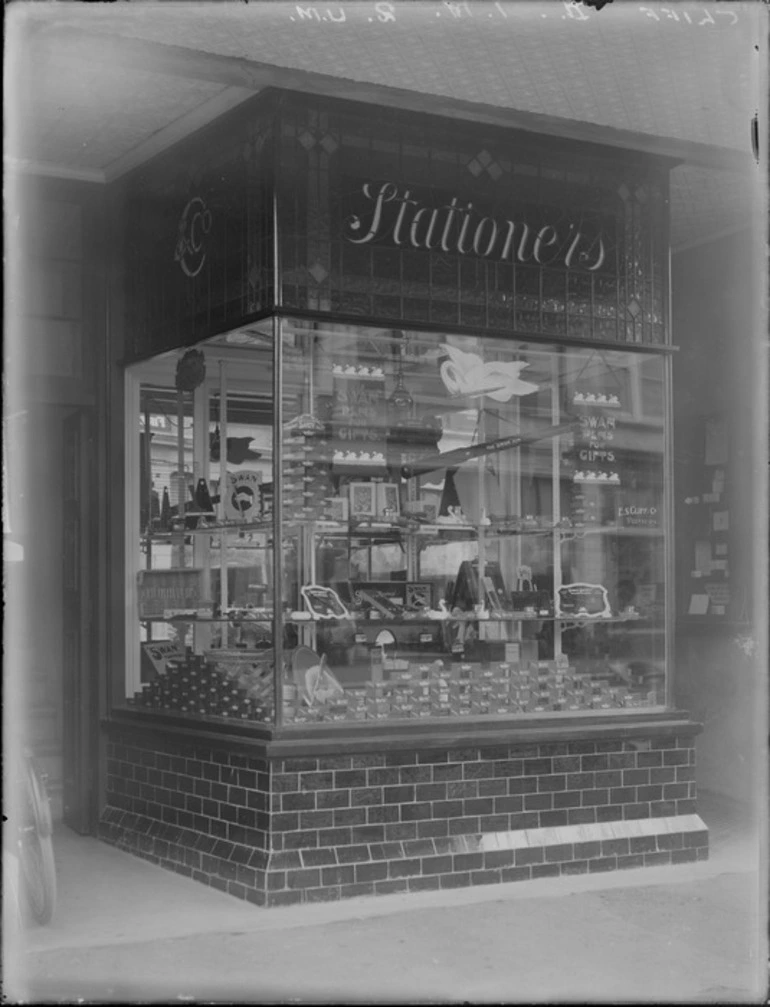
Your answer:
[344,180,608,271]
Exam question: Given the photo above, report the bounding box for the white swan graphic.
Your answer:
[439,345,539,402]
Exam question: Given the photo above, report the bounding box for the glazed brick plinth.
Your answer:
[100,729,271,904]
[99,724,708,906]
[263,736,707,905]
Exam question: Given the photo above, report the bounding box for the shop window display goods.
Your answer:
[125,321,667,727]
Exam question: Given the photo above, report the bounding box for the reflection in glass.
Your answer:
[125,335,276,724]
[280,320,668,724]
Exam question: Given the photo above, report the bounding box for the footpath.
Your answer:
[4,790,766,1004]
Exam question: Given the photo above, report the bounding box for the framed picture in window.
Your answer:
[349,482,377,518]
[376,482,400,519]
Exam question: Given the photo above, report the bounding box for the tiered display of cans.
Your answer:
[131,653,273,722]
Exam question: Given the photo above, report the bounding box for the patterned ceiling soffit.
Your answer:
[8,2,763,250]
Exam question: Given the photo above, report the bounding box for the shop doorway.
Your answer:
[61,408,97,834]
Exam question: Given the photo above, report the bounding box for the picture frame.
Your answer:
[405,582,432,612]
[376,482,400,519]
[349,482,377,518]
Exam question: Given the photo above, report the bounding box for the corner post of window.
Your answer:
[272,316,284,729]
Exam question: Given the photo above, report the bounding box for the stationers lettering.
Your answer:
[345,181,607,272]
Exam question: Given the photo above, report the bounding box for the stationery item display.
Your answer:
[131,651,272,722]
[376,482,400,520]
[141,641,186,681]
[159,487,172,530]
[405,582,432,612]
[283,427,333,520]
[224,470,262,522]
[451,560,508,612]
[325,496,349,522]
[300,584,351,620]
[279,654,657,723]
[188,478,215,516]
[508,566,552,616]
[291,646,345,708]
[348,482,377,518]
[137,568,205,619]
[401,421,575,479]
[352,583,405,619]
[555,582,612,619]
[403,499,437,522]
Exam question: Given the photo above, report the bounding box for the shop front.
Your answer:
[100,89,707,906]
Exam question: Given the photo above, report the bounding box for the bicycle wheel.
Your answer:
[25,756,53,839]
[19,827,56,925]
[19,762,57,925]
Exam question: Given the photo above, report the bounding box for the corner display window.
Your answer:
[122,318,668,729]
[280,320,668,724]
[124,332,275,723]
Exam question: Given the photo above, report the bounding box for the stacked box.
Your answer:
[282,432,333,521]
[325,693,350,717]
[447,677,472,715]
[383,658,410,675]
[391,697,416,718]
[365,680,393,719]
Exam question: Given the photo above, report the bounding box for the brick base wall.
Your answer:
[100,733,271,905]
[100,727,709,906]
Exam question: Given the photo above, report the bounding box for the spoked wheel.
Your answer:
[19,828,56,925]
[18,760,57,925]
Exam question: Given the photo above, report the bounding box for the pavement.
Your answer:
[3,789,767,1004]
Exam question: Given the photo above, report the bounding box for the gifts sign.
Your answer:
[330,366,388,470]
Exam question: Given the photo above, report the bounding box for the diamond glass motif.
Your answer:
[298,130,317,150]
[320,134,338,155]
[617,184,631,202]
[627,298,642,319]
[468,149,503,180]
[308,262,329,284]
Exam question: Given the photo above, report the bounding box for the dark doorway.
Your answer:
[61,408,97,834]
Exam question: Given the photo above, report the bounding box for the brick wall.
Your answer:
[100,726,708,907]
[100,731,271,905]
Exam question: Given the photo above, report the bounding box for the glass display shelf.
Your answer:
[143,519,273,538]
[282,612,649,625]
[283,519,664,539]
